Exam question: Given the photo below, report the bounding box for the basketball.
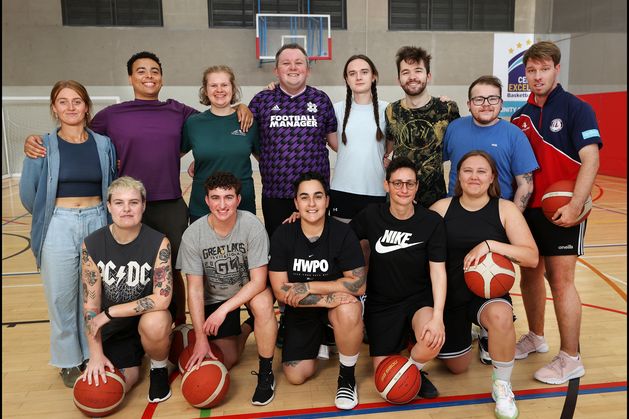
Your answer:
[169,323,196,365]
[464,252,515,299]
[374,355,421,404]
[178,342,225,374]
[541,179,592,224]
[73,367,126,417]
[181,360,230,408]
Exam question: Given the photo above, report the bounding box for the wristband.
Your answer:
[103,306,114,320]
[484,240,491,252]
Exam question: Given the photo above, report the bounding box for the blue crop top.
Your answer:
[56,132,103,197]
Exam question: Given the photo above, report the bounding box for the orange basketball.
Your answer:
[178,342,225,374]
[374,355,421,404]
[541,179,592,224]
[169,323,196,364]
[73,367,126,417]
[181,360,230,408]
[464,252,515,299]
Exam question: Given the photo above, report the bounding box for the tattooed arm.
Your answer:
[269,271,358,308]
[81,241,114,385]
[513,172,534,213]
[296,266,367,299]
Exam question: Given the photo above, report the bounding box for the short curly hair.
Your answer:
[204,171,242,195]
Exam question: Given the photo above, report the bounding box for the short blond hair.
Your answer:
[107,176,146,203]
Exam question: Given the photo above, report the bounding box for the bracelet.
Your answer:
[484,240,491,252]
[103,306,114,320]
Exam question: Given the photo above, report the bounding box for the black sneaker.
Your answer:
[60,366,83,388]
[275,315,285,349]
[148,367,172,403]
[251,371,275,406]
[335,375,358,410]
[479,336,492,365]
[418,371,439,399]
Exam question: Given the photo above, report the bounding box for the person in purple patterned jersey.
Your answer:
[248,44,339,239]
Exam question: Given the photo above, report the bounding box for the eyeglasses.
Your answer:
[388,180,418,190]
[470,95,502,106]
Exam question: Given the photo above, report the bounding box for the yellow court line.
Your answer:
[578,256,627,301]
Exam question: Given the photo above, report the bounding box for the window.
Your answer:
[208,0,346,29]
[61,0,163,27]
[389,0,514,31]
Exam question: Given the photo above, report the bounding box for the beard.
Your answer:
[401,80,427,97]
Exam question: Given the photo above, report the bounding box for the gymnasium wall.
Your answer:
[2,0,627,177]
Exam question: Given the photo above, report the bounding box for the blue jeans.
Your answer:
[40,203,106,368]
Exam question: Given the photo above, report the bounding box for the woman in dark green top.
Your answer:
[183,65,260,221]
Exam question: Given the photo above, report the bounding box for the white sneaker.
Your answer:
[533,351,585,385]
[514,331,549,359]
[317,344,330,360]
[335,377,358,410]
[492,379,519,419]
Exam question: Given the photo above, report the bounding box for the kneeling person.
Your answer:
[178,172,277,406]
[269,172,366,410]
[81,176,173,403]
[350,157,447,399]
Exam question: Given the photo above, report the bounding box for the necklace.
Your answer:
[110,225,137,245]
[58,129,88,143]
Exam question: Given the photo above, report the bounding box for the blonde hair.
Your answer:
[107,176,147,203]
[198,65,241,106]
[453,150,501,198]
[49,80,93,125]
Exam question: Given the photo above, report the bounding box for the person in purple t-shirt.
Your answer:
[24,51,253,326]
[249,44,339,239]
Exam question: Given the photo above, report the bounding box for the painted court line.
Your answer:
[180,381,627,419]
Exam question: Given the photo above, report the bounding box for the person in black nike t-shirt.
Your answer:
[350,156,447,399]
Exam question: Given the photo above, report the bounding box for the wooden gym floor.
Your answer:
[2,172,626,418]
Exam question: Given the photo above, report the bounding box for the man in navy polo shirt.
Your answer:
[511,41,602,385]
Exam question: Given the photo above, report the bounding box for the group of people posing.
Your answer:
[20,40,601,419]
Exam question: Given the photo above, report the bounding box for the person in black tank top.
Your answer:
[431,151,537,419]
[80,177,174,404]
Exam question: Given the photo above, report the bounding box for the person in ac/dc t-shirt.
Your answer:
[350,157,447,400]
[81,176,174,404]
[269,172,365,410]
[177,172,277,407]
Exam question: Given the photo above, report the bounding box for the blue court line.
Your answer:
[241,383,627,419]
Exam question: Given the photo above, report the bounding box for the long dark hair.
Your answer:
[341,54,384,145]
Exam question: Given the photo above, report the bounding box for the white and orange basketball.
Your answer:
[541,179,592,224]
[374,355,421,404]
[181,360,230,408]
[169,323,196,365]
[73,367,126,417]
[464,252,515,299]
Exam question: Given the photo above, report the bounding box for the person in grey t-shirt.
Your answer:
[177,172,277,406]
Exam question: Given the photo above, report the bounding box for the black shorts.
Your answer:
[261,197,295,238]
[143,197,189,267]
[282,307,329,362]
[524,207,586,256]
[438,294,513,359]
[204,301,247,339]
[329,190,386,220]
[102,317,144,369]
[365,295,433,357]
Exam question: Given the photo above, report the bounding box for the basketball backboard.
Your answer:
[256,14,332,62]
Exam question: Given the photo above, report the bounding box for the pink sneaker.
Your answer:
[534,351,585,384]
[514,332,549,359]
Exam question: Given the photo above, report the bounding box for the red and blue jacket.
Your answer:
[511,84,602,207]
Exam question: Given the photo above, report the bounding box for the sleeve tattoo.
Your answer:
[158,243,171,264]
[134,297,155,313]
[298,294,323,305]
[343,266,366,293]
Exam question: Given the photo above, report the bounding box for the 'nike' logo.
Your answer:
[375,239,423,254]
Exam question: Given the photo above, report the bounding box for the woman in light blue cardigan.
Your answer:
[20,80,116,387]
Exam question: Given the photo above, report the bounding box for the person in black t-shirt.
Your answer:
[430,151,537,419]
[80,176,174,404]
[350,157,447,399]
[269,172,365,410]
